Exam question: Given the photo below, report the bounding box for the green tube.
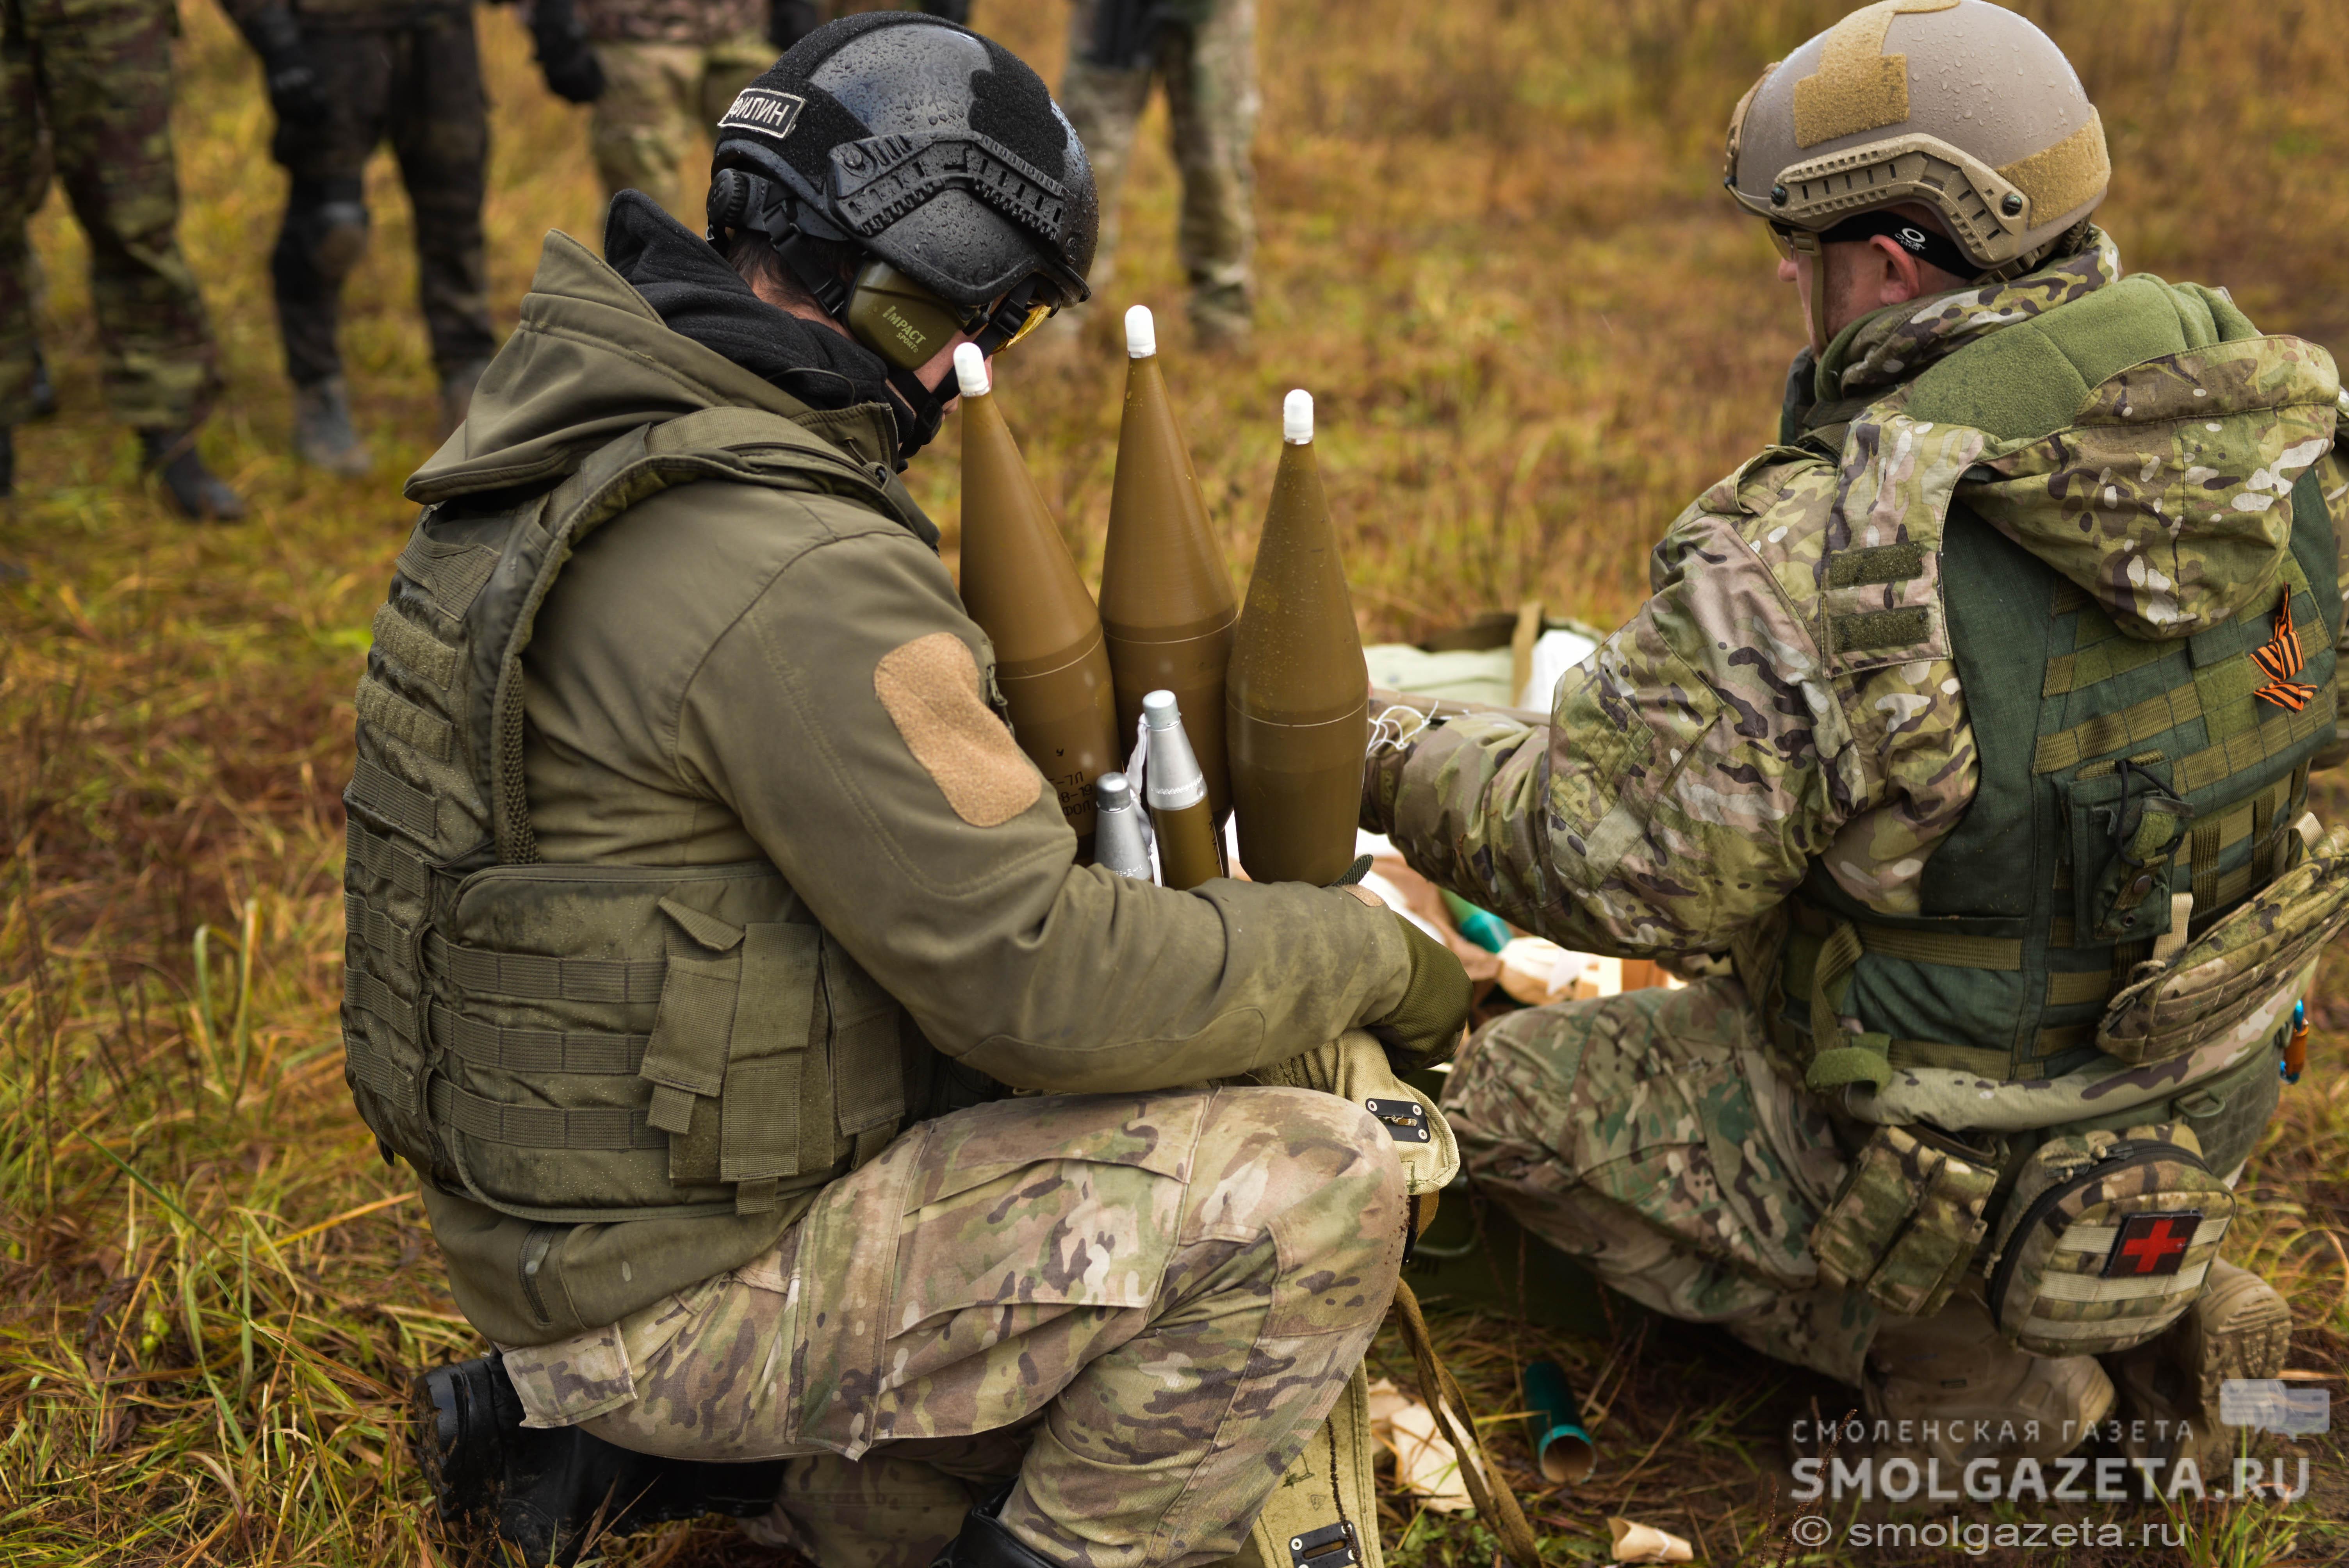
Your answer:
[1521,1359,1595,1484]
[1438,889,1510,953]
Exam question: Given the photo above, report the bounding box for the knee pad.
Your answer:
[282,175,371,284]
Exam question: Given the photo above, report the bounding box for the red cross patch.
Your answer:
[2103,1211,2202,1279]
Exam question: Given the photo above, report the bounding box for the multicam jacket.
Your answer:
[577,0,763,46]
[1368,232,2348,1123]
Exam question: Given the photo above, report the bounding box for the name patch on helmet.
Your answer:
[720,88,807,140]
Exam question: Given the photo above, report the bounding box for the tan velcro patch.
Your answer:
[1792,0,1959,149]
[875,633,1042,827]
[1998,110,2111,222]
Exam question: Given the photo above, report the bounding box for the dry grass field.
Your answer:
[3,0,2347,1563]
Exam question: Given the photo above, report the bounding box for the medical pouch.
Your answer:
[1985,1123,2235,1357]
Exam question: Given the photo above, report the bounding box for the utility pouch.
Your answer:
[1985,1123,2234,1357]
[643,900,823,1210]
[1808,1124,1996,1318]
[2066,756,2191,945]
[2098,822,2349,1066]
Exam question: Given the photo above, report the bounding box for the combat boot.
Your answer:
[930,1484,1060,1568]
[138,429,247,522]
[28,349,58,421]
[1188,285,1253,354]
[1847,1292,2115,1472]
[292,378,373,477]
[412,1355,786,1566]
[439,358,490,441]
[2105,1259,2292,1479]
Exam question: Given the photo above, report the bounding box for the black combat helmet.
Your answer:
[705,14,1096,387]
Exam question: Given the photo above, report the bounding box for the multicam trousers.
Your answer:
[1059,0,1257,336]
[500,1087,1408,1568]
[586,33,769,221]
[0,0,221,430]
[1442,976,1882,1385]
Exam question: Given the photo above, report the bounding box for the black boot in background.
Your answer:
[138,428,247,522]
[28,350,58,421]
[413,1355,787,1566]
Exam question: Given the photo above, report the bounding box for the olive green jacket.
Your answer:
[403,232,1411,1340]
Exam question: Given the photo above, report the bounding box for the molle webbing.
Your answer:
[342,406,923,1242]
[426,930,666,1005]
[1784,486,2337,1088]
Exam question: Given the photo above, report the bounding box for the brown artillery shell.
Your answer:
[956,377,1120,848]
[1226,424,1368,886]
[1100,351,1238,821]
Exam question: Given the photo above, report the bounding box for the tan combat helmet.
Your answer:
[1726,0,2109,307]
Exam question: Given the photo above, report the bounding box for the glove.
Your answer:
[530,0,606,104]
[237,7,330,127]
[1364,909,1473,1072]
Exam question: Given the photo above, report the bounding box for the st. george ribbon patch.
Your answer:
[719,88,807,140]
[2103,1210,2201,1278]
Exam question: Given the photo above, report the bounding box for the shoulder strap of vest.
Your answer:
[483,405,904,865]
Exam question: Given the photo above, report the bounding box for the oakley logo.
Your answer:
[719,89,807,140]
[1896,227,1929,253]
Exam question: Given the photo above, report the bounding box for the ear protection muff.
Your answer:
[709,170,1058,373]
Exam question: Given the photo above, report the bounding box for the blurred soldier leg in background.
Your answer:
[1060,0,1256,349]
[0,0,240,517]
[768,0,969,52]
[271,8,493,474]
[586,32,768,221]
[503,1087,1405,1568]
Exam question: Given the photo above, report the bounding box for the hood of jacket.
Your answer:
[1805,230,2342,640]
[405,215,905,508]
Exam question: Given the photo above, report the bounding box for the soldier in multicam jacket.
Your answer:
[578,0,766,221]
[1369,0,2338,1481]
[0,0,245,519]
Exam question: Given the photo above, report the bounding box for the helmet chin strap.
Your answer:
[885,362,953,467]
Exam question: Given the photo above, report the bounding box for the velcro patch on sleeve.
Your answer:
[874,633,1042,828]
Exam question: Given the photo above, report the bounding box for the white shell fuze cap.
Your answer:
[1126,305,1156,359]
[1283,388,1313,445]
[953,341,990,398]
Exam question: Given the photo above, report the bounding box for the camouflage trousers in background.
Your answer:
[500,1087,1409,1568]
[586,34,769,221]
[1059,0,1257,338]
[269,11,494,388]
[0,0,221,431]
[1442,976,1882,1386]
